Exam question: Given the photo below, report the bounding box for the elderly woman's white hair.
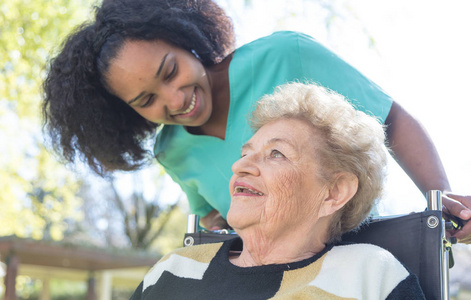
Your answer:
[250,82,388,243]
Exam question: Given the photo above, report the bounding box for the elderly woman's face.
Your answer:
[228,118,328,233]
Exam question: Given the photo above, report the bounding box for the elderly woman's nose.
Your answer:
[232,154,260,176]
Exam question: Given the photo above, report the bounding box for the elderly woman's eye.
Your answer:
[270,149,285,158]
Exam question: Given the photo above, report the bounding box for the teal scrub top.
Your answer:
[154,31,392,219]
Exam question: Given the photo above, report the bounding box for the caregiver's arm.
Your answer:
[200,209,230,231]
[385,101,471,243]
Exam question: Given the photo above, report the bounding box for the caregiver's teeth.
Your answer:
[181,93,196,114]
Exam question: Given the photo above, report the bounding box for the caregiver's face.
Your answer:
[106,39,213,127]
[228,118,327,232]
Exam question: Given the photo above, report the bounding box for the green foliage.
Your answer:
[0,0,95,240]
[0,0,94,118]
[49,279,87,300]
[16,276,42,300]
[13,277,88,300]
[150,205,187,254]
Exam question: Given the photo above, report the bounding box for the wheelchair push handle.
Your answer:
[187,214,199,234]
[427,190,465,232]
[426,190,442,211]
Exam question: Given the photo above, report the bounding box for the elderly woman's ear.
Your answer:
[318,172,359,218]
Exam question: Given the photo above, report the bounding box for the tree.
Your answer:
[0,0,95,240]
[68,166,187,252]
[109,173,182,250]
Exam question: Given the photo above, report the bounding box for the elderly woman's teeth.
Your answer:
[181,92,196,115]
[235,186,263,195]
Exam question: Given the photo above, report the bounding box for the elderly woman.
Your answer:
[130,83,425,299]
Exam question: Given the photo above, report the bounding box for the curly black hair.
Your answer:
[43,0,235,175]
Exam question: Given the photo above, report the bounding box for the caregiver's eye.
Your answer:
[165,63,177,80]
[140,94,155,108]
[270,149,285,158]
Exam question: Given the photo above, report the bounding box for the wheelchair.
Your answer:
[183,190,457,300]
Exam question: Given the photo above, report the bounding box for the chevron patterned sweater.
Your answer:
[130,238,425,300]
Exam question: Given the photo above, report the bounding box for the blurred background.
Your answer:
[1,0,470,299]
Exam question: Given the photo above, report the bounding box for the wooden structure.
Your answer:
[0,236,159,300]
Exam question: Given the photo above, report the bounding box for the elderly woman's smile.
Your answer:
[233,183,264,196]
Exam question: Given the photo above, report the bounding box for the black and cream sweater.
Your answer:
[130,238,424,299]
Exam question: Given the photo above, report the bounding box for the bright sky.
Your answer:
[350,0,471,214]
[219,0,471,215]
